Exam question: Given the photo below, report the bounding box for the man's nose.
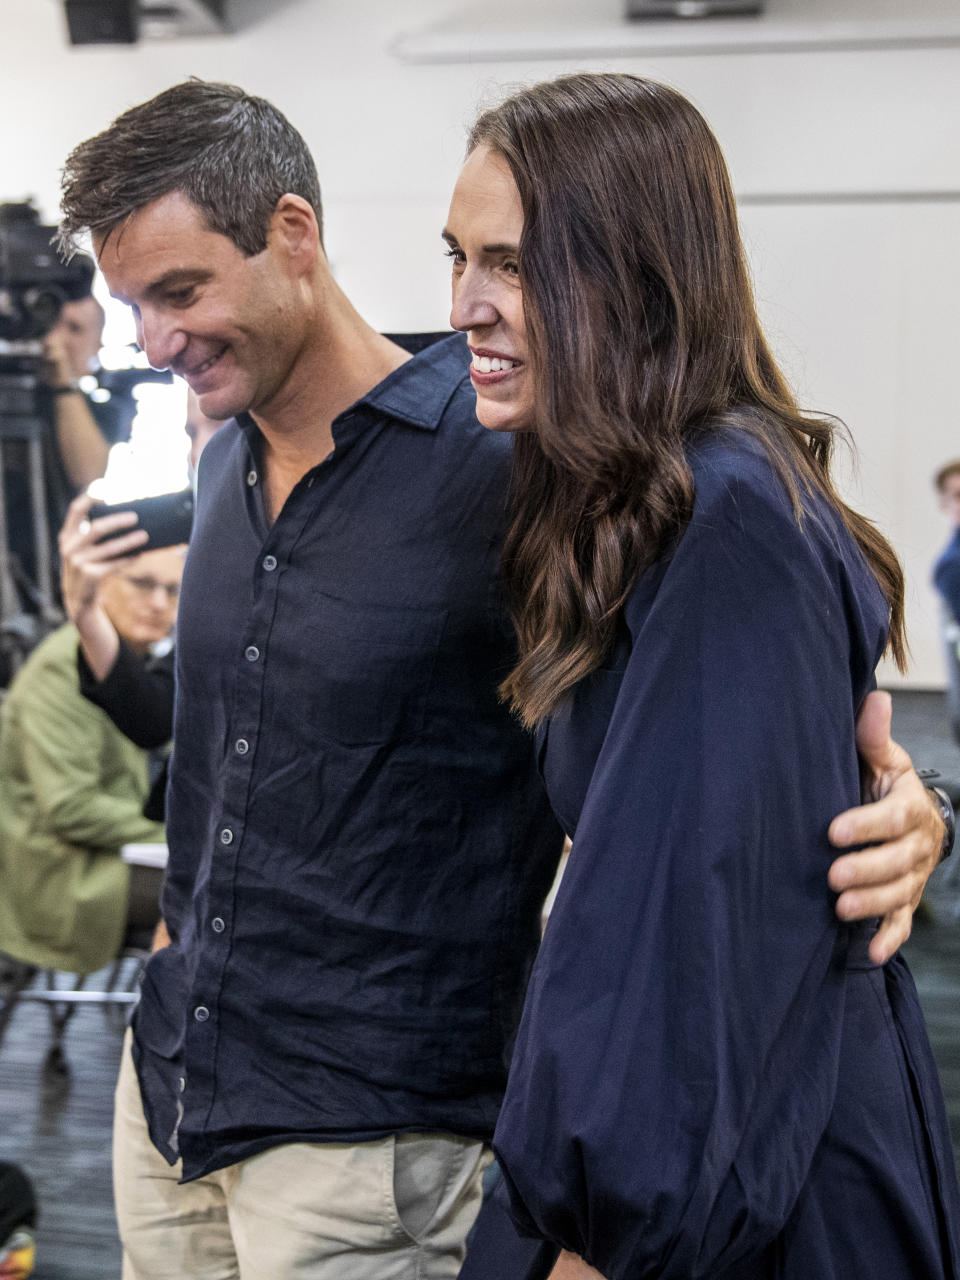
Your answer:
[136,308,187,371]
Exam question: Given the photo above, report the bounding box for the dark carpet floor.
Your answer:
[0,689,958,1278]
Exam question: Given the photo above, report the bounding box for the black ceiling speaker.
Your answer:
[626,0,766,15]
[64,0,140,45]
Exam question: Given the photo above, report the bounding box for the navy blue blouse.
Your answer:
[487,434,960,1279]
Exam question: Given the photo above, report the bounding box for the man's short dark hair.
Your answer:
[59,79,323,258]
[935,460,960,492]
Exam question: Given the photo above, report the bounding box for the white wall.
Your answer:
[3,0,958,684]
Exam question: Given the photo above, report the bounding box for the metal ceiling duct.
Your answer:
[63,0,230,45]
[63,0,139,44]
[626,0,766,15]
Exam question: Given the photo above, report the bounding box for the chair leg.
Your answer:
[45,970,84,1048]
[104,954,131,993]
[0,962,37,1051]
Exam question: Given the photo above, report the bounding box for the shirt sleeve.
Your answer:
[19,645,166,851]
[492,457,886,1279]
[78,641,175,749]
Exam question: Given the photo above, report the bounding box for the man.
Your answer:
[57,81,948,1280]
[934,459,960,625]
[41,294,121,489]
[0,544,179,976]
[2,293,123,594]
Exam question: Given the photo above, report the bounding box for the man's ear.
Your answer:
[268,194,320,272]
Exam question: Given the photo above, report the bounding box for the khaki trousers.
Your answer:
[113,1032,490,1280]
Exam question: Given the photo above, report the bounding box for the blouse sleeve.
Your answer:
[492,452,888,1280]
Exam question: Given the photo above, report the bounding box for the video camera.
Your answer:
[0,200,94,346]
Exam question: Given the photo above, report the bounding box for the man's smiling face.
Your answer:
[95,190,308,423]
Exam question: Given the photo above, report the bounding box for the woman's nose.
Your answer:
[450,269,500,333]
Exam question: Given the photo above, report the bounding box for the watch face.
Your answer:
[931,787,956,860]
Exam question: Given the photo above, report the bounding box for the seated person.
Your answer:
[0,545,181,976]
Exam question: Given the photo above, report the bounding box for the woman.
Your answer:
[445,75,959,1278]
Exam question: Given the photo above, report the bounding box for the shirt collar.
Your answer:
[234,332,470,445]
[358,332,470,432]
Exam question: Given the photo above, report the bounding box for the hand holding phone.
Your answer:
[85,489,194,551]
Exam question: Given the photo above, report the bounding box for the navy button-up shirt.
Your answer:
[131,333,562,1180]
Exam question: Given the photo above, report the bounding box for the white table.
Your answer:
[121,842,169,869]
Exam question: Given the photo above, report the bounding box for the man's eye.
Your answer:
[167,288,196,306]
[443,247,466,268]
[503,260,519,277]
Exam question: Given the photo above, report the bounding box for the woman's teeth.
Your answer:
[472,354,517,373]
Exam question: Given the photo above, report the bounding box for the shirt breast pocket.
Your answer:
[294,592,448,748]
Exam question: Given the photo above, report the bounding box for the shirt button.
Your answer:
[235,738,249,755]
[194,1006,210,1023]
[178,1076,186,1093]
[247,469,258,486]
[262,554,277,572]
[211,917,225,933]
[244,645,260,662]
[220,827,234,845]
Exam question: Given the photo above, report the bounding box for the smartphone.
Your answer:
[87,488,194,551]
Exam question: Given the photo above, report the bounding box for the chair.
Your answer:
[0,924,152,1074]
[0,841,166,1071]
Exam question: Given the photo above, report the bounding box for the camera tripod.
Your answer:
[0,368,63,681]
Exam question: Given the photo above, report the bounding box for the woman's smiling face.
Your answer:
[444,145,534,434]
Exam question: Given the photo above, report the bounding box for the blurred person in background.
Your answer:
[0,544,179,978]
[183,386,226,486]
[934,459,960,749]
[41,294,120,489]
[2,294,125,593]
[55,387,227,813]
[934,459,960,625]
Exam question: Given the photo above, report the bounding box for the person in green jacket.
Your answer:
[0,545,182,976]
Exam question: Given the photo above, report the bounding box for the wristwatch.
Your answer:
[928,785,956,862]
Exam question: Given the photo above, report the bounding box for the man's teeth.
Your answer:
[472,354,517,374]
[195,349,225,375]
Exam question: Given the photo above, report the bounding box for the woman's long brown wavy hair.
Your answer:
[468,74,906,728]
